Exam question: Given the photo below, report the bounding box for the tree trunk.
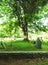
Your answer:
[24,29,28,41]
[16,8,28,41]
[22,18,29,41]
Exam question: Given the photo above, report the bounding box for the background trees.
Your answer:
[0,0,48,41]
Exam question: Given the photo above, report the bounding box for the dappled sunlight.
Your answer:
[0,0,48,51]
[0,1,48,65]
[41,17,48,26]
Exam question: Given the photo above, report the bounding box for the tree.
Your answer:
[0,0,48,41]
[9,0,48,41]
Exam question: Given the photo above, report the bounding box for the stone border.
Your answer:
[0,51,48,59]
[0,51,48,53]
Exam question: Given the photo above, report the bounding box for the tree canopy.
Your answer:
[0,0,48,40]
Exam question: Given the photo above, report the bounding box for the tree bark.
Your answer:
[22,18,29,41]
[24,29,28,41]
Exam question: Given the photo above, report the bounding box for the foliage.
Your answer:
[0,0,48,39]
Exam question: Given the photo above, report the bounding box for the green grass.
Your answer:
[5,41,37,51]
[0,40,48,51]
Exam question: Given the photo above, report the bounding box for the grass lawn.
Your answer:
[0,40,48,51]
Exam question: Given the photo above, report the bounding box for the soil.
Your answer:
[0,58,48,65]
[0,52,48,65]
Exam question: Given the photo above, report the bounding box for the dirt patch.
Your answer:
[0,58,48,65]
[0,53,48,65]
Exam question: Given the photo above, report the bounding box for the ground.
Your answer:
[0,40,48,51]
[0,58,48,65]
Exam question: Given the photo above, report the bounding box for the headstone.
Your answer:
[1,42,6,49]
[36,37,42,49]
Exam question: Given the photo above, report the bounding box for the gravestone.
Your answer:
[1,42,6,49]
[36,37,42,49]
[0,38,6,49]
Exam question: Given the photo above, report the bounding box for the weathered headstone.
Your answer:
[1,42,6,49]
[0,38,6,49]
[36,37,42,49]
